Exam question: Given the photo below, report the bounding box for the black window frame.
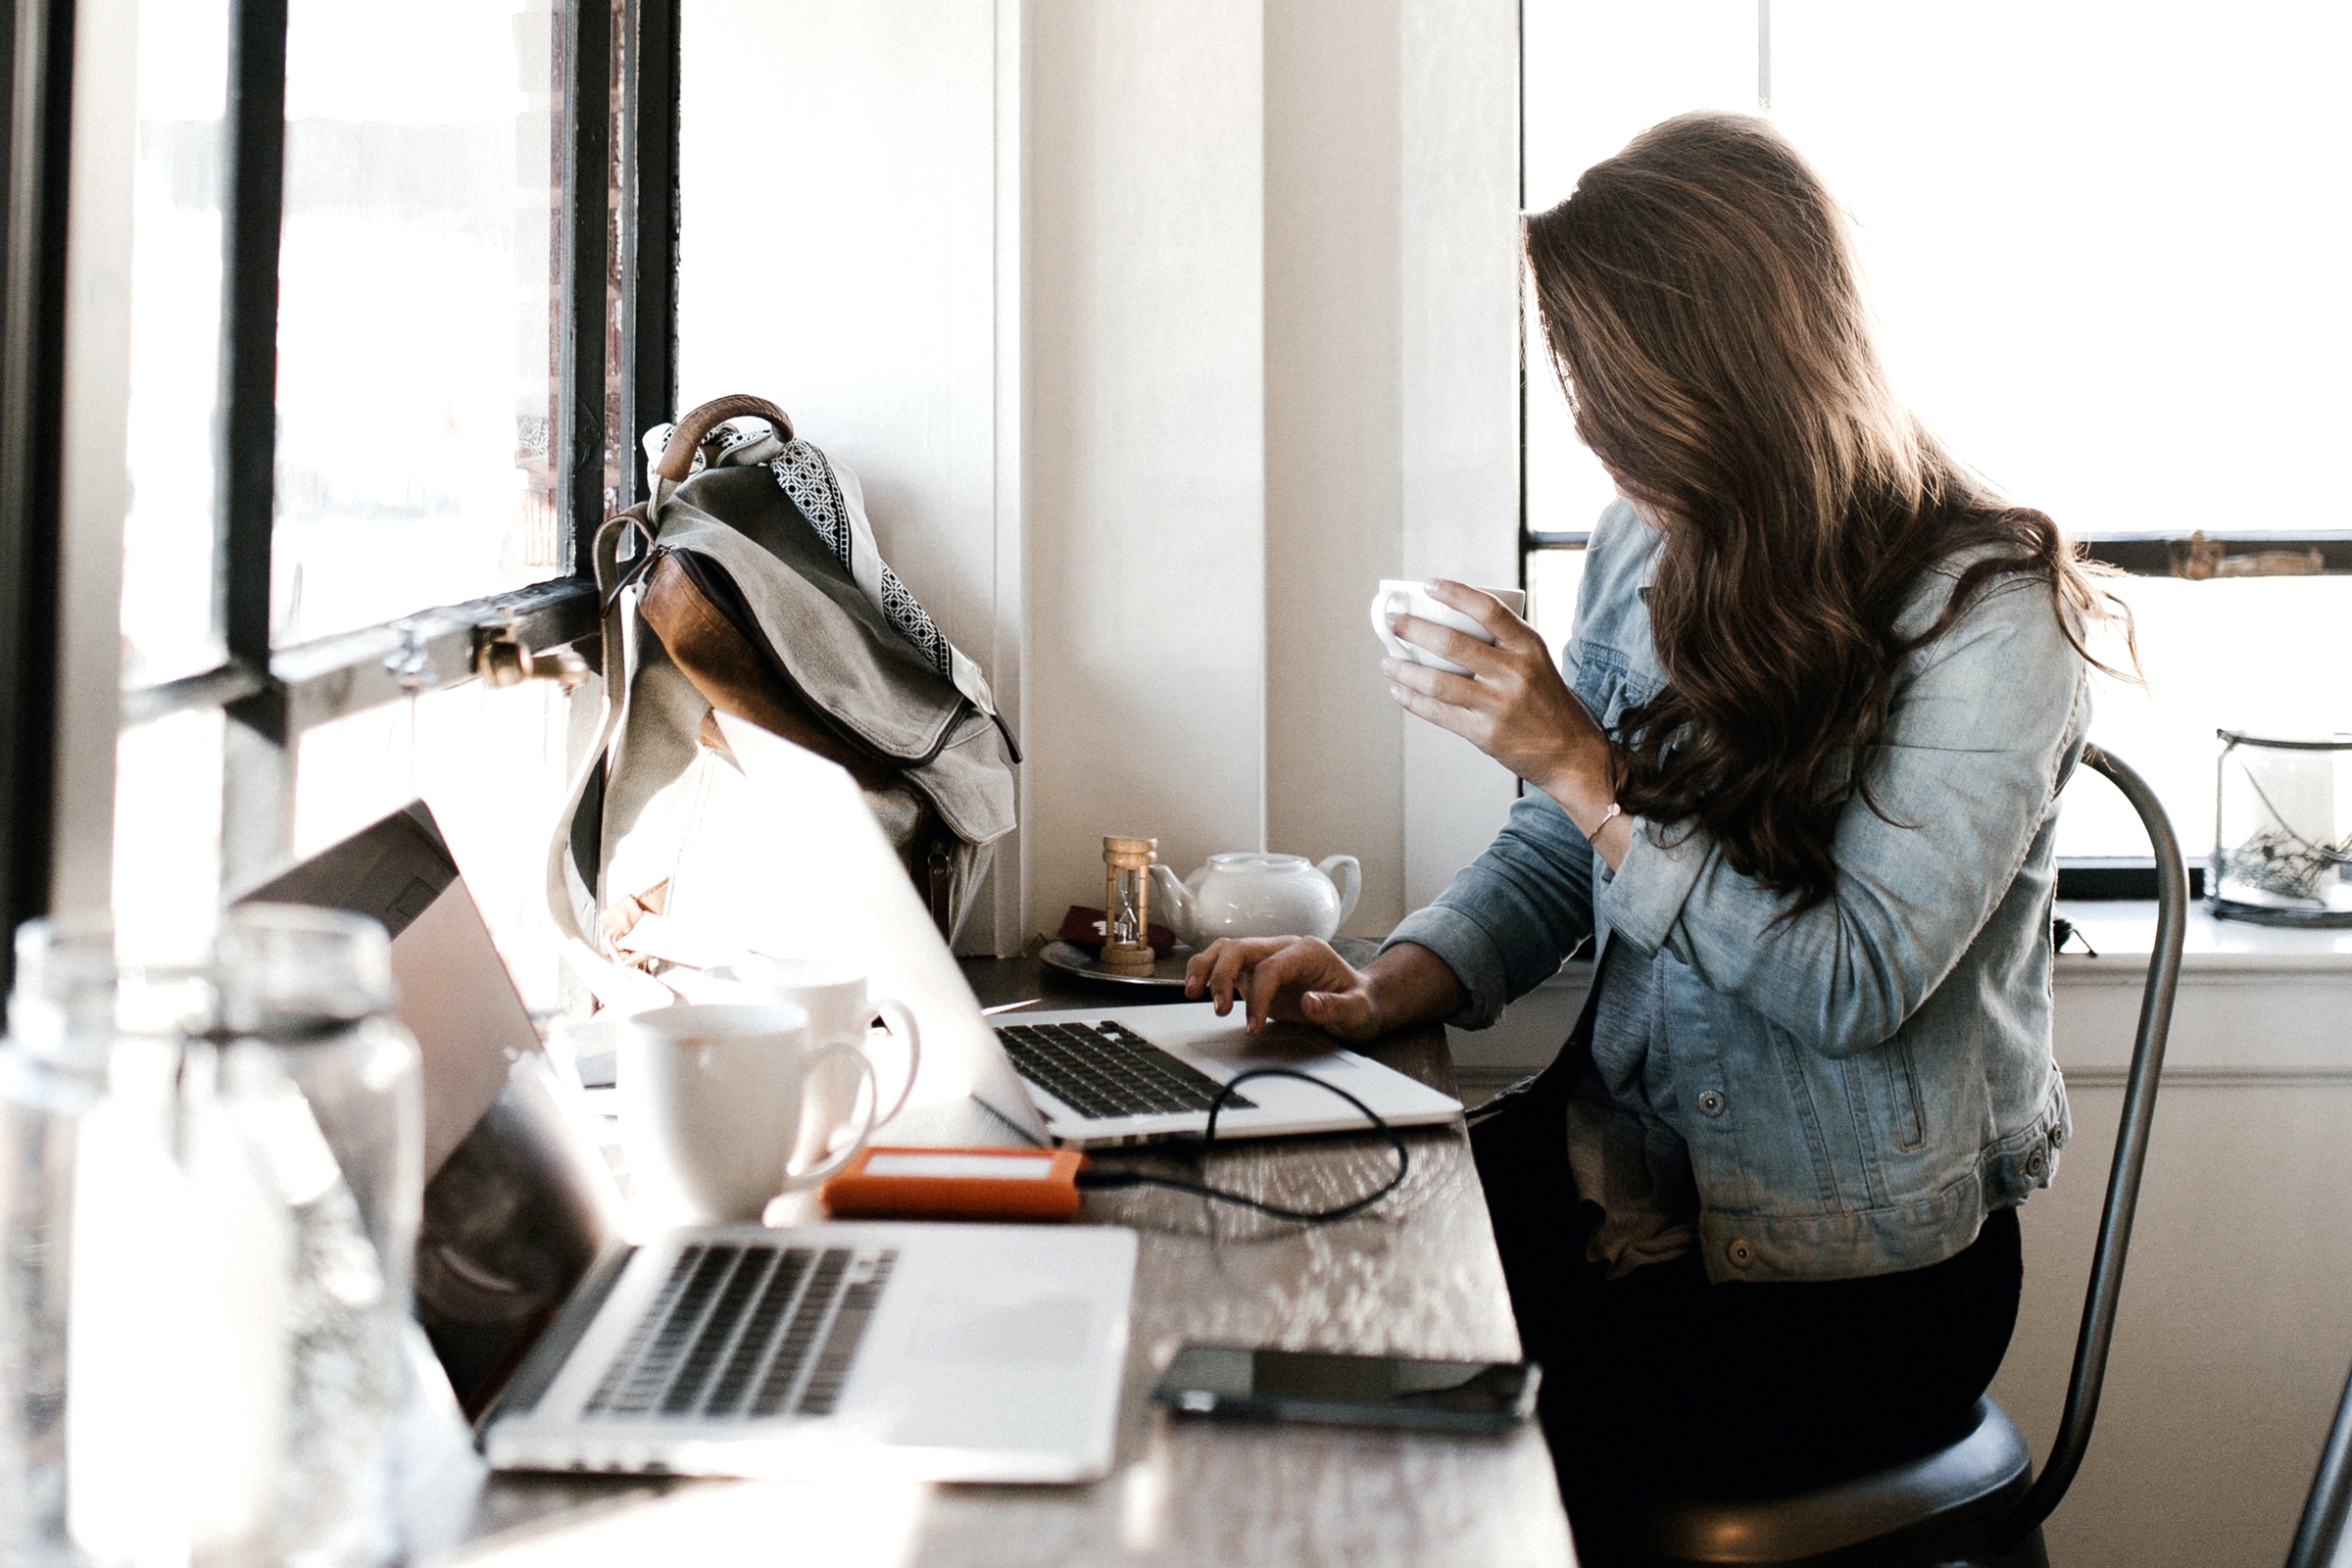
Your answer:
[0,0,79,1003]
[0,0,682,1001]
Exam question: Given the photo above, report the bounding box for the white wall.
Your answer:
[1024,0,1524,936]
[680,0,1525,948]
[1262,0,1404,932]
[1022,0,1270,932]
[1396,0,1524,912]
[677,0,1014,949]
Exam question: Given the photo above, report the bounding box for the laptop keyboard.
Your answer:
[583,1243,897,1421]
[995,1019,1255,1120]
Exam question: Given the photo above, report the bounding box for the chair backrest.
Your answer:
[1997,745,2188,1546]
[2284,1359,2352,1568]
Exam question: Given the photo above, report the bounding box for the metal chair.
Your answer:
[1596,746,2188,1568]
[2283,1357,2352,1568]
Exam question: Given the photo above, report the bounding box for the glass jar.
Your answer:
[0,919,111,1568]
[215,905,422,1568]
[2211,731,2352,927]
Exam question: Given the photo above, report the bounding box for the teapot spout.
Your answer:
[1147,862,1197,947]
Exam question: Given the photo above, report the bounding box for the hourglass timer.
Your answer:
[1101,836,1159,975]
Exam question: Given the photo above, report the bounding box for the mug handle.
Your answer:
[863,999,923,1126]
[778,1041,880,1191]
[1368,587,1415,661]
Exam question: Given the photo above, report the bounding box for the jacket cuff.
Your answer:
[1381,906,1509,1029]
[1594,817,1709,956]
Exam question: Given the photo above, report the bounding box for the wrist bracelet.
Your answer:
[1588,802,1623,841]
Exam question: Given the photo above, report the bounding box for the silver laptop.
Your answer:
[256,800,1137,1485]
[693,711,1465,1151]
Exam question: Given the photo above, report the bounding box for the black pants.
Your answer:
[1470,1068,2024,1510]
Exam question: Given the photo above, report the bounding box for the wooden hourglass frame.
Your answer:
[1101,836,1158,974]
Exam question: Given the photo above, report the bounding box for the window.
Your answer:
[1521,1,2352,864]
[90,0,680,995]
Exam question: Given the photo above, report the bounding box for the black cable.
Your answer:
[1073,1067,1410,1224]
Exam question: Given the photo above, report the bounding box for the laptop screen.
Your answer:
[241,803,623,1411]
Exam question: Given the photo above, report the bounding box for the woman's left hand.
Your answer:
[1382,580,1626,854]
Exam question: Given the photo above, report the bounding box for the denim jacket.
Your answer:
[1388,500,2084,1283]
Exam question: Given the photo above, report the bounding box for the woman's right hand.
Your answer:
[1184,937,1385,1041]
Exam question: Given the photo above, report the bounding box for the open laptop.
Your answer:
[612,710,1464,1151]
[253,802,1136,1483]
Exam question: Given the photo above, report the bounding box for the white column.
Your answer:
[1397,0,1523,913]
[1022,0,1269,929]
[1261,0,1406,937]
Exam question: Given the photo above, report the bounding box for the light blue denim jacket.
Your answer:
[1388,500,2084,1283]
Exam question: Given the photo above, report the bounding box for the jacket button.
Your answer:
[1727,1239,1754,1269]
[2026,1149,2046,1176]
[1697,1090,1727,1117]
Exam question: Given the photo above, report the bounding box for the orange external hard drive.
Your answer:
[820,1146,1088,1221]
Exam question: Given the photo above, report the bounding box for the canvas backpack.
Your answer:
[547,395,1016,992]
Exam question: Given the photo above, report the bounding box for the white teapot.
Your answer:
[1148,853,1362,947]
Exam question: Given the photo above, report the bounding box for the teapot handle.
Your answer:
[1316,856,1361,931]
[1147,862,1194,945]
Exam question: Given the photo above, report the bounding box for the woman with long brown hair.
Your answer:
[1188,112,2119,1510]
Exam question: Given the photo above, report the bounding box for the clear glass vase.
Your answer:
[2211,730,2352,927]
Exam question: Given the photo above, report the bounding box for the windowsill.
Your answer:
[2054,900,2352,975]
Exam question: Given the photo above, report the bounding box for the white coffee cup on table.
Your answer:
[618,1002,879,1225]
[702,956,922,1132]
[1369,580,1530,676]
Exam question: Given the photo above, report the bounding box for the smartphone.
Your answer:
[1150,1345,1541,1434]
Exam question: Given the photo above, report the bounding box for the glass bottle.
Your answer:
[0,919,110,1568]
[65,941,294,1568]
[214,906,421,1568]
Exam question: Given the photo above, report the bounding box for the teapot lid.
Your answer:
[1204,852,1311,873]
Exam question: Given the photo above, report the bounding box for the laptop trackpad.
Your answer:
[912,1297,1095,1365]
[880,1293,1110,1450]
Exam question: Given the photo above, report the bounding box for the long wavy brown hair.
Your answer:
[1524,111,2128,910]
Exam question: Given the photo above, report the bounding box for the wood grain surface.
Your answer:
[451,953,1576,1568]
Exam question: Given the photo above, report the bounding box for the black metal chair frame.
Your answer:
[1994,746,2185,1551]
[1605,744,2187,1567]
[2284,1346,2352,1567]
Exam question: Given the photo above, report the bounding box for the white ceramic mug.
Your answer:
[618,1002,879,1225]
[1369,579,1530,675]
[703,956,922,1131]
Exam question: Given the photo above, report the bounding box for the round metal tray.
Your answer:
[1036,939,1196,989]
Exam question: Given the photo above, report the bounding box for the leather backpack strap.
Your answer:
[649,394,796,482]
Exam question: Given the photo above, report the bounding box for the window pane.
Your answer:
[1522,0,1755,539]
[2064,576,2352,860]
[113,709,226,963]
[121,0,232,689]
[1526,546,1588,667]
[1772,1,2352,541]
[1521,0,2352,860]
[270,0,567,648]
[293,676,592,1013]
